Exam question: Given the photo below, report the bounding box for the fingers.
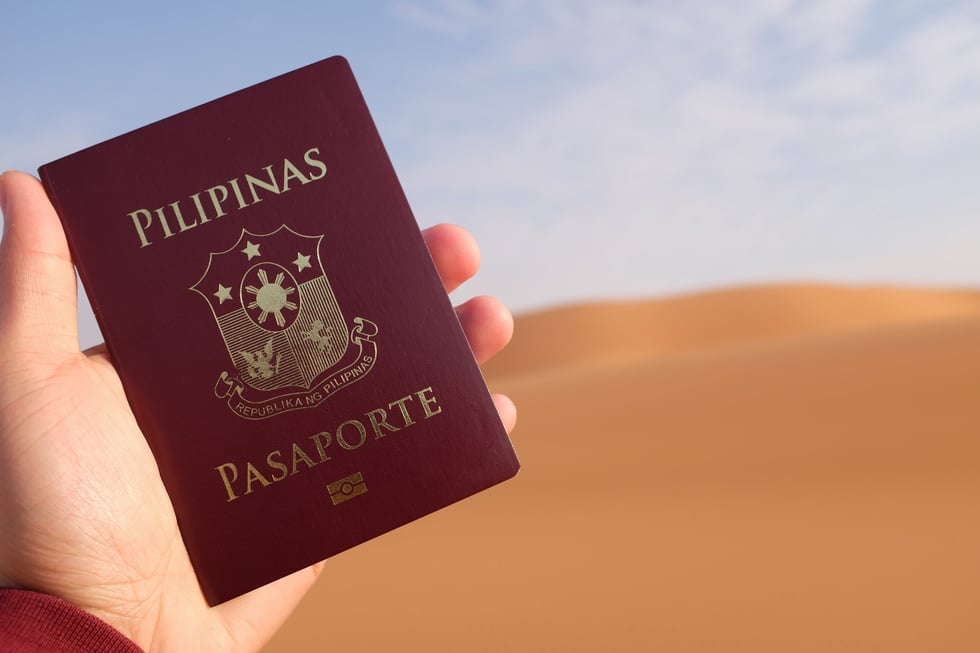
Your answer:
[457,299,517,432]
[424,223,511,362]
[422,223,480,294]
[455,295,513,364]
[422,226,516,433]
[0,171,79,355]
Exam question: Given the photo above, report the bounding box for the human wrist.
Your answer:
[0,588,145,652]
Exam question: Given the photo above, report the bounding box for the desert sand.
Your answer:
[264,284,980,652]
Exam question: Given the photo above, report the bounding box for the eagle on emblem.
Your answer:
[238,337,281,380]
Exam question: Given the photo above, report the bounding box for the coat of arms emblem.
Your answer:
[191,225,378,420]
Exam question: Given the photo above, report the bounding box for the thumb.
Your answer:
[0,171,80,356]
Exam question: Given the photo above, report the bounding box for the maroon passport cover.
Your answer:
[38,56,519,605]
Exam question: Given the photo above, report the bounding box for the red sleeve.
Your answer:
[0,588,144,653]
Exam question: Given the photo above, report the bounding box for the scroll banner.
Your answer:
[215,317,378,420]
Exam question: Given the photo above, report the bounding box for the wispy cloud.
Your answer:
[394,0,980,311]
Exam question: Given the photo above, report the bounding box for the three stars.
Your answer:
[211,243,312,305]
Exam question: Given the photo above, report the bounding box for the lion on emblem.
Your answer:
[301,320,334,354]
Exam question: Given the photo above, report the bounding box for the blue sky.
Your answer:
[4,1,980,348]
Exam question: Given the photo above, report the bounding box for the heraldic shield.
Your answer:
[191,225,378,420]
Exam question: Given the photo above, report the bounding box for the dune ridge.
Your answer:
[483,284,980,380]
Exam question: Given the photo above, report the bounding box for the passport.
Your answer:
[38,56,520,605]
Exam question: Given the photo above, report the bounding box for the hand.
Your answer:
[0,170,516,652]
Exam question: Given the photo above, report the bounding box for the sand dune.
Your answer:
[482,284,980,379]
[264,285,980,652]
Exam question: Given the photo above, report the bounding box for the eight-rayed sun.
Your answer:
[246,269,297,327]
